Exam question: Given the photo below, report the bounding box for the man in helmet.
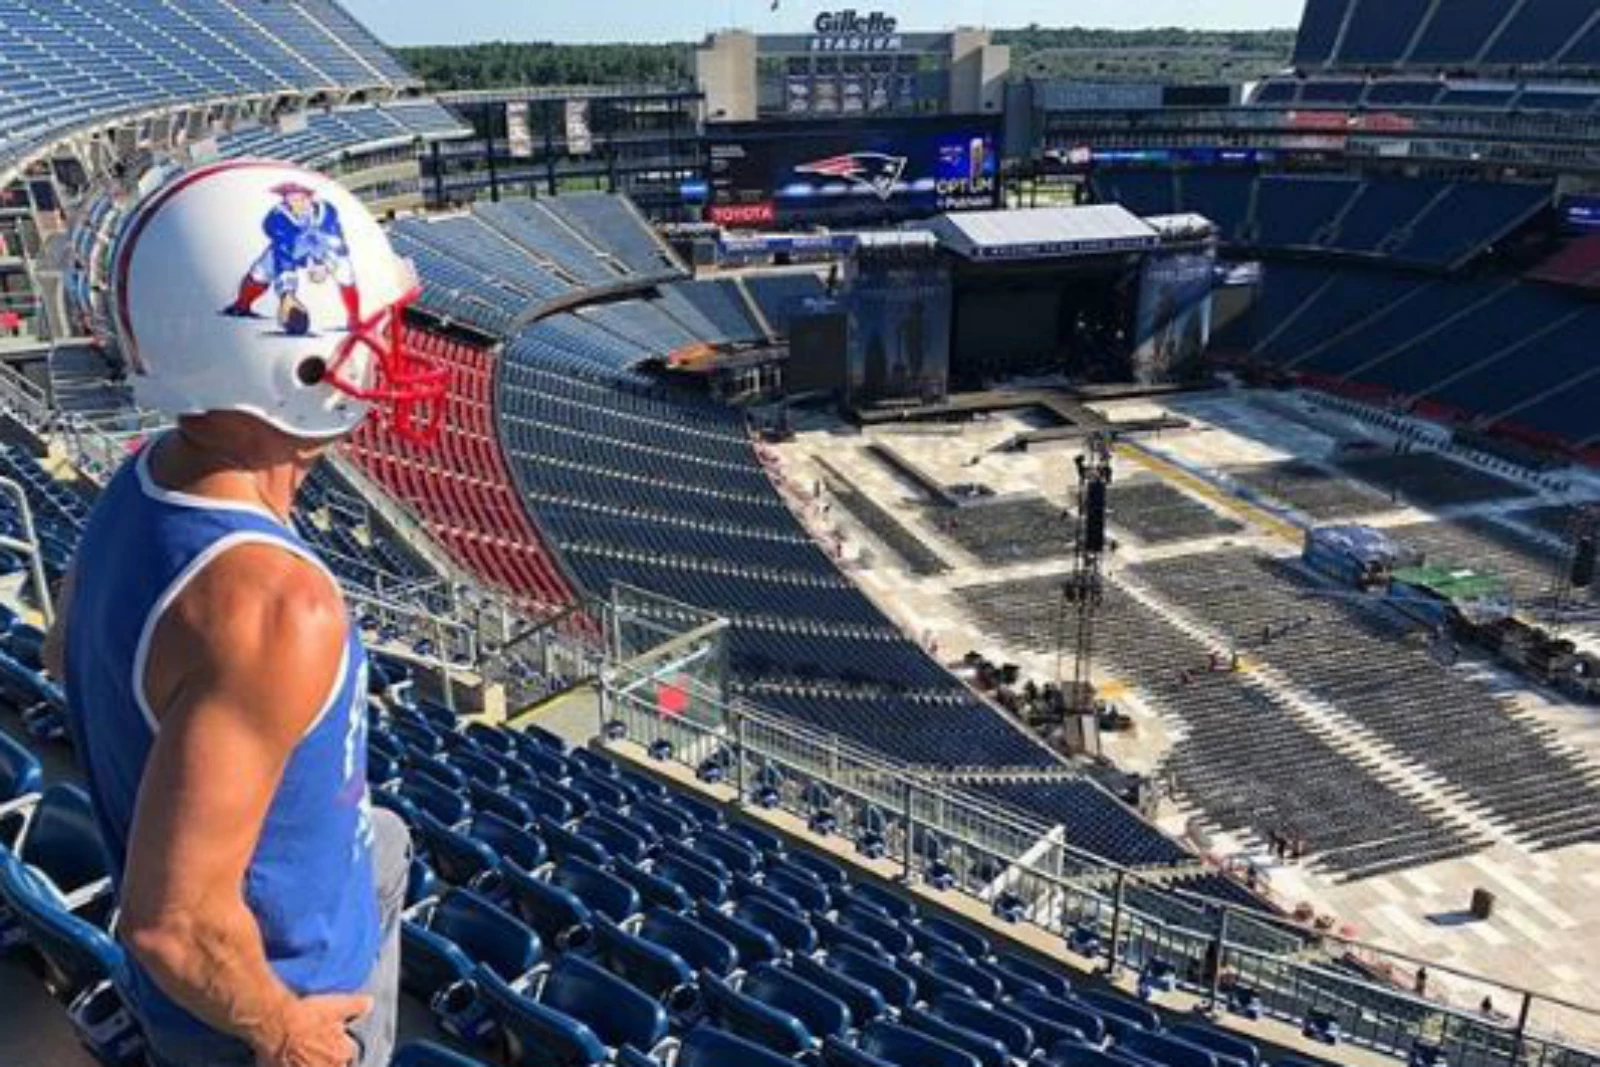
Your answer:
[43,161,445,1067]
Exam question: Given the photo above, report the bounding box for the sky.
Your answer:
[341,0,1307,47]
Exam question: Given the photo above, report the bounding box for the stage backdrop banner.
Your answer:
[1133,249,1215,383]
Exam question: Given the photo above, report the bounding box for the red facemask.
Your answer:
[323,286,448,446]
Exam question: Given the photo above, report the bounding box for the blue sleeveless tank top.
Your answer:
[61,438,378,1039]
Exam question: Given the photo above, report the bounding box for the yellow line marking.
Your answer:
[1113,444,1302,544]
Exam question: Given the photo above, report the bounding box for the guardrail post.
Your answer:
[1510,992,1533,1067]
[732,705,747,805]
[435,617,455,714]
[1107,870,1127,975]
[902,780,916,882]
[1209,907,1230,1013]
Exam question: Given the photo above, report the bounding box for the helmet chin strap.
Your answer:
[323,286,448,446]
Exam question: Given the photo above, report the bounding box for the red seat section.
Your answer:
[344,328,575,611]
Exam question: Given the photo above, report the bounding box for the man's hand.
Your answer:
[253,993,372,1067]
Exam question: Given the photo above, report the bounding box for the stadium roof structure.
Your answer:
[928,204,1162,263]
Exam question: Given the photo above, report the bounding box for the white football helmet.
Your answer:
[109,160,446,443]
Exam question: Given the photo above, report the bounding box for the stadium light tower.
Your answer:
[1051,433,1112,757]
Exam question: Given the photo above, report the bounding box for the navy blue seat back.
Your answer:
[415,811,499,886]
[897,954,976,1003]
[392,1040,496,1066]
[793,953,887,1026]
[540,954,669,1053]
[838,906,913,956]
[902,1005,1011,1067]
[550,856,640,923]
[612,857,692,913]
[400,922,476,1000]
[742,962,851,1039]
[510,783,573,823]
[1012,992,1105,1045]
[470,811,547,872]
[734,895,817,953]
[765,862,831,912]
[638,907,738,978]
[1081,989,1162,1037]
[932,994,1034,1057]
[995,952,1072,999]
[0,849,125,1000]
[919,916,989,960]
[592,916,694,1003]
[1170,1023,1259,1067]
[503,864,593,952]
[925,948,1002,1002]
[0,730,42,803]
[432,889,543,983]
[20,784,108,896]
[678,1025,797,1067]
[655,849,730,904]
[577,813,650,864]
[535,815,610,867]
[1121,1029,1221,1067]
[827,944,916,1010]
[475,964,607,1067]
[699,972,815,1055]
[693,900,781,967]
[861,1019,983,1067]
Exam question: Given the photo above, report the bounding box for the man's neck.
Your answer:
[148,430,307,523]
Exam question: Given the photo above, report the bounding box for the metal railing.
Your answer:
[597,659,1600,1067]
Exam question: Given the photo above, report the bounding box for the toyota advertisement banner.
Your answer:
[706,116,1002,228]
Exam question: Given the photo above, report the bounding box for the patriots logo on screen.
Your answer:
[795,152,908,201]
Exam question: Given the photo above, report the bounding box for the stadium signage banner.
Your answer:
[707,116,1001,226]
[810,9,904,51]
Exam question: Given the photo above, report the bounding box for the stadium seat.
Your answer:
[535,815,610,867]
[6,784,110,905]
[792,952,887,1025]
[591,916,698,1013]
[474,964,608,1067]
[1121,1029,1222,1067]
[678,1024,800,1067]
[550,856,640,923]
[916,915,989,960]
[0,729,43,805]
[932,994,1035,1057]
[1170,1023,1260,1067]
[611,856,693,913]
[741,962,852,1039]
[699,971,817,1055]
[538,954,670,1055]
[638,907,739,978]
[860,1019,984,1067]
[902,1005,1012,1067]
[468,811,548,873]
[392,1042,496,1067]
[995,952,1073,999]
[1079,989,1160,1038]
[733,894,817,953]
[1012,991,1106,1045]
[502,864,594,952]
[825,944,917,1010]
[693,899,783,967]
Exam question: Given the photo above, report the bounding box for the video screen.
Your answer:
[706,116,1002,227]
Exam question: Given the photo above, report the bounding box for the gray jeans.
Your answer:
[142,807,412,1067]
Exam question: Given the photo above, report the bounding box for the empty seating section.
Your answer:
[744,273,827,337]
[1409,0,1513,66]
[1097,173,1545,269]
[974,779,1193,867]
[1175,172,1251,243]
[1293,0,1599,71]
[1389,182,1550,266]
[960,572,1483,878]
[215,100,467,167]
[1245,260,1600,450]
[539,192,679,276]
[473,200,627,287]
[1336,0,1432,65]
[344,329,573,608]
[0,0,415,174]
[1253,177,1359,248]
[662,281,769,345]
[1133,551,1600,854]
[1333,179,1449,254]
[579,300,701,358]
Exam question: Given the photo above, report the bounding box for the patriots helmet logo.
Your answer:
[795,152,908,201]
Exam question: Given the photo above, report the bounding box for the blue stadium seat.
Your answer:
[915,915,989,960]
[1170,1024,1260,1067]
[0,730,43,805]
[591,916,697,1010]
[1079,989,1161,1038]
[550,856,640,924]
[679,1024,800,1067]
[693,900,782,967]
[700,971,817,1055]
[1121,1030,1223,1067]
[825,944,917,1010]
[792,952,888,1026]
[655,849,730,905]
[741,962,852,1040]
[764,862,832,913]
[502,864,594,953]
[538,954,670,1055]
[902,1005,1012,1067]
[837,906,914,956]
[414,810,501,888]
[468,811,548,872]
[391,1041,496,1067]
[995,952,1073,999]
[733,895,817,953]
[861,1019,984,1067]
[1013,992,1107,1045]
[638,907,739,978]
[611,856,693,913]
[932,995,1035,1057]
[475,964,608,1067]
[535,815,610,867]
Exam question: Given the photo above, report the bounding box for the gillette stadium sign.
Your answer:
[809,9,904,51]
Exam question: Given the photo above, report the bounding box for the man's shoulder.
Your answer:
[173,542,345,653]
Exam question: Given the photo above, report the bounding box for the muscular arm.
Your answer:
[117,544,362,1059]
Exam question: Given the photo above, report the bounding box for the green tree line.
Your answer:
[397,28,1294,92]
